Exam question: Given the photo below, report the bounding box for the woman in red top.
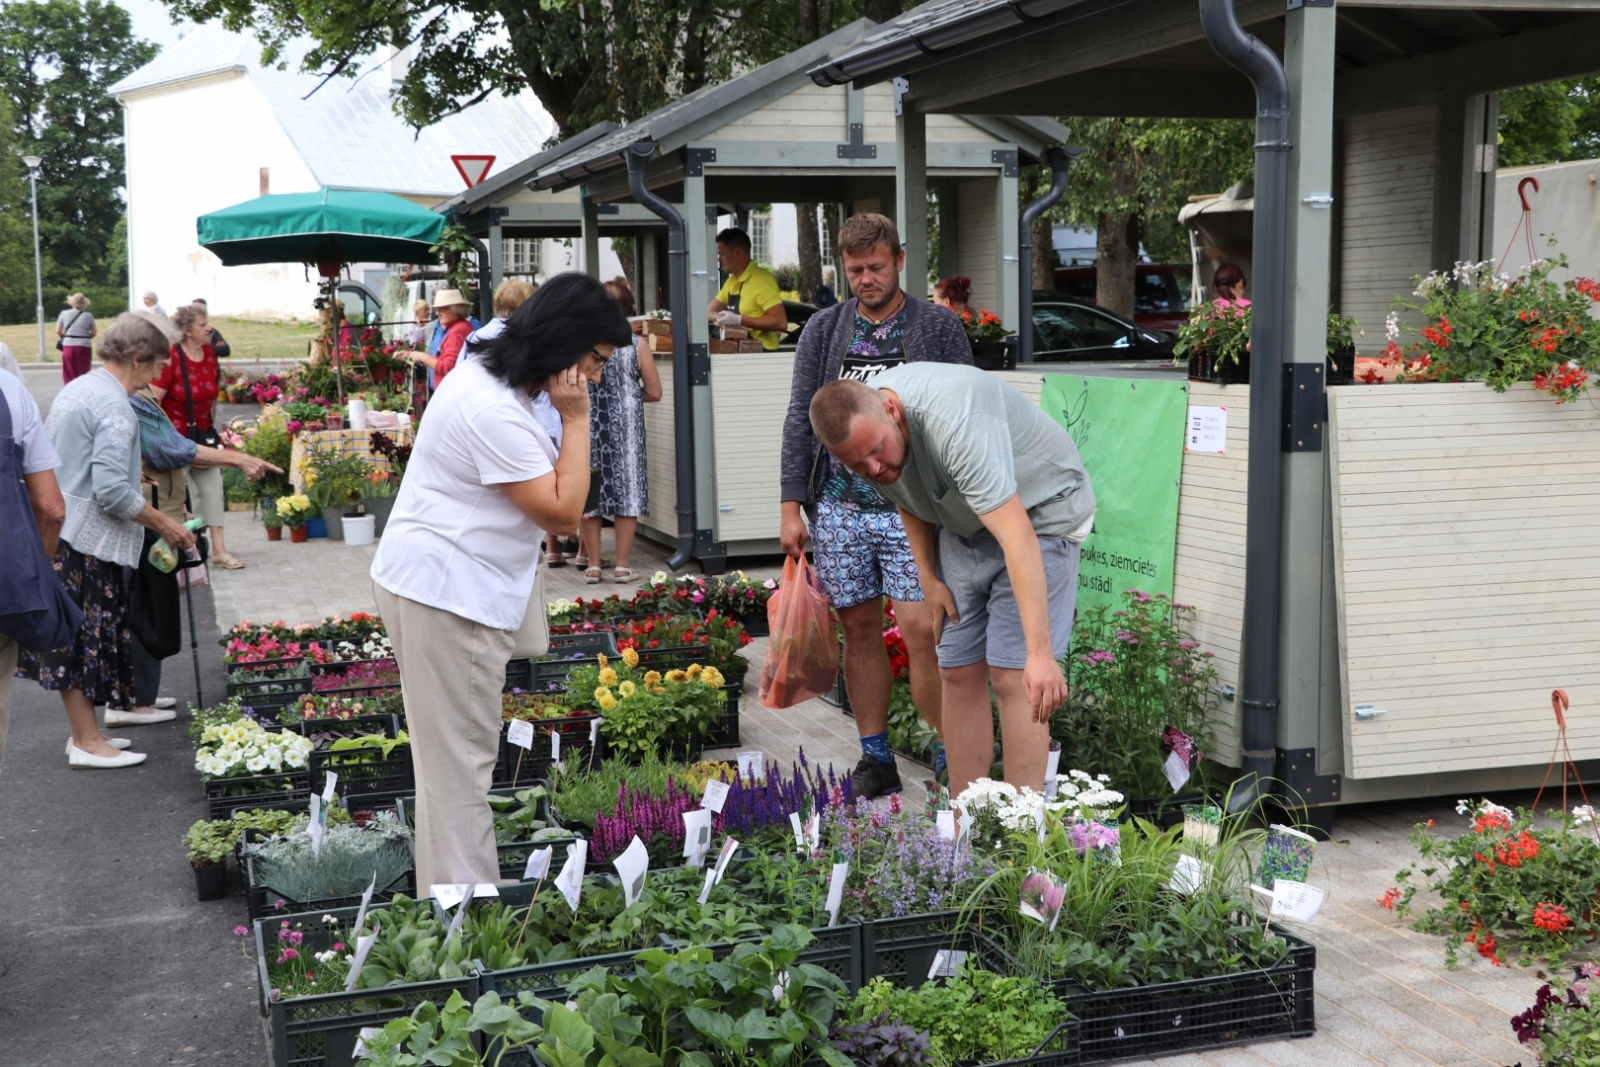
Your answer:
[150,304,243,568]
[402,288,474,386]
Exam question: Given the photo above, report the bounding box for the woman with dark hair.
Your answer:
[1212,263,1247,302]
[370,271,630,894]
[933,276,974,319]
[579,279,661,582]
[19,312,197,768]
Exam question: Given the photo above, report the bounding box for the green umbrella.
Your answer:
[196,187,445,266]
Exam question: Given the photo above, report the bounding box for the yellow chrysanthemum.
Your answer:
[598,667,619,687]
[686,664,703,679]
[594,686,613,703]
[621,647,639,668]
[597,653,609,668]
[598,694,617,711]
[702,667,725,689]
[618,680,636,697]
[643,670,662,686]
[664,669,688,683]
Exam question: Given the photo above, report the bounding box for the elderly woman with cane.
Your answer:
[370,273,629,893]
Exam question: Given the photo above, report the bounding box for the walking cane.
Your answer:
[177,532,210,708]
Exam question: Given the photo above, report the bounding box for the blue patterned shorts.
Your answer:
[812,499,924,608]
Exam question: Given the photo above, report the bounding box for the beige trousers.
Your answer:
[0,635,15,780]
[374,584,513,895]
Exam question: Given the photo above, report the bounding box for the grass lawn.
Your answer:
[0,317,318,363]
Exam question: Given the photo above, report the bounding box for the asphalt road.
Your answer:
[0,567,267,1063]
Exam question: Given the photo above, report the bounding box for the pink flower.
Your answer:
[277,948,298,963]
[234,925,249,937]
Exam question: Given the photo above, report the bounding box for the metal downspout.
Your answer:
[1017,145,1080,363]
[1199,0,1290,810]
[626,143,697,570]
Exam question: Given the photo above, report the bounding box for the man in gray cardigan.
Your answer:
[779,213,973,796]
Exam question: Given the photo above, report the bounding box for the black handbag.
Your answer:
[55,309,86,352]
[0,387,84,650]
[177,344,222,449]
[128,527,181,659]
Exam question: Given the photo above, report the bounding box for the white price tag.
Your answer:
[506,719,535,751]
[683,808,713,866]
[789,811,805,851]
[550,728,561,760]
[445,890,470,943]
[1163,749,1192,794]
[956,806,973,851]
[1169,853,1209,895]
[712,837,739,884]
[737,751,764,781]
[825,860,850,927]
[308,794,324,859]
[1035,800,1048,843]
[697,867,717,906]
[352,873,377,937]
[701,778,730,813]
[343,924,379,992]
[523,845,553,882]
[1259,880,1325,922]
[430,882,499,911]
[554,839,588,911]
[1044,743,1062,797]
[614,836,650,906]
[928,949,968,980]
[354,1027,382,1058]
[589,717,601,745]
[807,813,820,851]
[321,771,338,803]
[935,810,956,841]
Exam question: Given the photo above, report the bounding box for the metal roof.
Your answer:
[436,122,620,214]
[110,25,553,199]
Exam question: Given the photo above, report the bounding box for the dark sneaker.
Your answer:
[852,756,902,799]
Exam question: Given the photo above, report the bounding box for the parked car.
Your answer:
[1030,297,1175,363]
[1051,263,1189,331]
[338,281,386,325]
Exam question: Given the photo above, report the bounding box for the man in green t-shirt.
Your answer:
[707,228,787,351]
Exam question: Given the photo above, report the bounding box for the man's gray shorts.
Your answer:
[933,528,1080,670]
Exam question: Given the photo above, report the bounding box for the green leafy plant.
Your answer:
[326,730,411,761]
[185,806,349,866]
[552,751,681,829]
[1510,965,1600,1066]
[847,965,1071,1067]
[1173,297,1251,365]
[303,449,374,510]
[243,810,413,902]
[487,785,560,843]
[355,990,544,1067]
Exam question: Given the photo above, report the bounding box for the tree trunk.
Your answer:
[1031,212,1055,291]
[1095,210,1140,318]
[822,206,843,295]
[612,236,636,291]
[863,0,904,23]
[797,204,822,299]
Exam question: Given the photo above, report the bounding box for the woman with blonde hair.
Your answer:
[56,293,98,384]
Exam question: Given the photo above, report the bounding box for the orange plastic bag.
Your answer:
[758,555,840,709]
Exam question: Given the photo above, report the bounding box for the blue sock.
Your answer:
[931,740,947,774]
[860,732,892,763]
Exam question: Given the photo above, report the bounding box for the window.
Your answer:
[503,237,542,277]
[749,212,771,265]
[1032,304,1134,356]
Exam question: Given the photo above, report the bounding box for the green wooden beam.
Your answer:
[950,69,1256,118]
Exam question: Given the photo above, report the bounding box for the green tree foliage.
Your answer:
[0,95,39,326]
[1499,78,1600,168]
[1044,117,1254,317]
[0,1,156,321]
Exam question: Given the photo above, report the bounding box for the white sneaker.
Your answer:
[65,738,132,755]
[104,707,177,726]
[68,744,147,769]
[153,697,177,709]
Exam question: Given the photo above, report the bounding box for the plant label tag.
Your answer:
[1169,853,1209,895]
[697,867,717,906]
[936,810,957,841]
[445,889,470,943]
[737,750,764,781]
[614,835,650,906]
[1044,742,1062,797]
[523,845,553,882]
[1034,799,1048,843]
[928,949,968,980]
[712,837,739,884]
[343,923,379,992]
[589,718,601,745]
[322,771,338,804]
[701,778,730,813]
[555,839,588,911]
[353,873,377,937]
[789,811,805,851]
[431,883,469,911]
[550,728,561,760]
[682,808,713,865]
[825,860,849,927]
[1163,749,1192,794]
[353,1027,382,1058]
[954,805,973,852]
[1268,880,1325,922]
[308,794,324,859]
[506,719,535,751]
[806,814,820,851]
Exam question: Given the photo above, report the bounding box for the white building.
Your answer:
[111,26,553,321]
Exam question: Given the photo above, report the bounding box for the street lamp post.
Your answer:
[22,154,44,362]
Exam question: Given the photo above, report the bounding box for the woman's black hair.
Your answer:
[474,271,633,386]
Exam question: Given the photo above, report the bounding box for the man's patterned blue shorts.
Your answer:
[812,499,924,608]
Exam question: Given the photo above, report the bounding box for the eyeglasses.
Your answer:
[588,347,612,368]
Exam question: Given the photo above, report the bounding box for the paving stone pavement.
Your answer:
[206,511,1549,1067]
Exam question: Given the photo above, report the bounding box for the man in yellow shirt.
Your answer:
[707,228,788,350]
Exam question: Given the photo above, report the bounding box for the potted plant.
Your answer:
[1327,311,1360,384]
[304,450,373,541]
[262,498,284,542]
[275,493,316,543]
[358,470,398,535]
[1175,297,1252,383]
[959,309,1014,370]
[182,818,233,900]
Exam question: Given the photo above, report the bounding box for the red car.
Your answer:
[1052,264,1189,332]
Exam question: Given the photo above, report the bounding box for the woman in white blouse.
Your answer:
[18,313,196,769]
[370,273,630,893]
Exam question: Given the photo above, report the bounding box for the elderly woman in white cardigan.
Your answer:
[18,312,196,770]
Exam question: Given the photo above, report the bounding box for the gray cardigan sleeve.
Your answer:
[779,302,847,504]
[91,406,147,521]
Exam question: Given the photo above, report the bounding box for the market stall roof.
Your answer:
[196,187,447,266]
[805,0,1600,118]
[527,18,1068,193]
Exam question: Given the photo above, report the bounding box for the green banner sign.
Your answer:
[1039,375,1188,617]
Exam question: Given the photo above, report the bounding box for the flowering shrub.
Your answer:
[195,718,313,778]
[824,793,994,919]
[611,612,752,674]
[224,634,333,667]
[1174,298,1252,365]
[221,612,384,649]
[273,493,316,528]
[955,775,1121,850]
[1387,799,1600,967]
[958,309,1008,344]
[1511,965,1600,1065]
[287,693,381,722]
[565,652,727,757]
[639,570,777,617]
[1386,256,1600,403]
[310,660,399,693]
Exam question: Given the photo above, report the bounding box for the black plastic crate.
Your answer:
[703,683,742,749]
[393,788,583,881]
[206,771,311,819]
[254,904,478,1067]
[227,671,313,710]
[1326,345,1356,386]
[734,609,770,638]
[244,854,414,922]
[860,910,973,988]
[309,745,414,802]
[982,1019,1081,1067]
[1187,348,1250,385]
[1120,792,1207,831]
[1054,926,1315,1064]
[493,714,602,787]
[292,714,401,744]
[228,659,311,681]
[549,630,620,655]
[504,653,591,695]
